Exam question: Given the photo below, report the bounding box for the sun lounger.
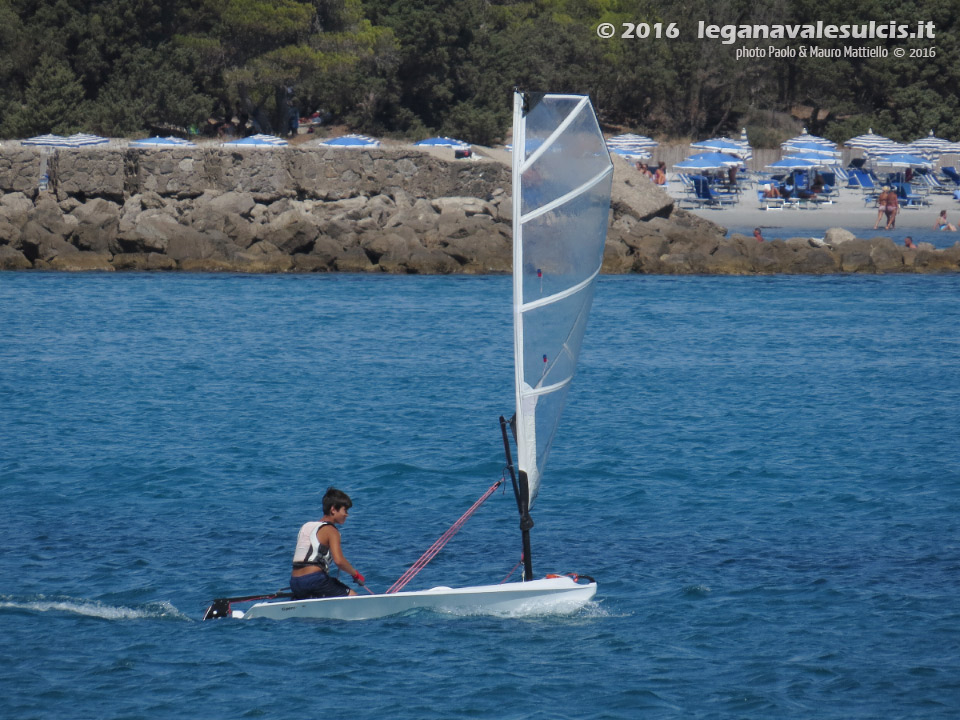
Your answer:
[757,190,784,210]
[691,176,737,208]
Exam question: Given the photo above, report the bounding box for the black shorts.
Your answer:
[289,571,351,599]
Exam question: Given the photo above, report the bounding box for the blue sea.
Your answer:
[727,224,960,249]
[1,272,959,719]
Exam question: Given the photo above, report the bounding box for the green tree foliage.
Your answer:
[0,0,956,145]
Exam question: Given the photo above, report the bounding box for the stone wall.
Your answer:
[0,145,958,274]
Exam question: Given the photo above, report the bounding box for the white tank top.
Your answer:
[292,521,335,570]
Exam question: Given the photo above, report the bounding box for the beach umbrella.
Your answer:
[21,134,66,146]
[691,137,752,160]
[415,136,469,148]
[783,128,836,148]
[64,133,110,147]
[226,134,289,147]
[130,136,197,148]
[674,152,741,170]
[766,157,822,170]
[781,141,841,157]
[872,153,933,168]
[610,146,651,161]
[21,133,110,147]
[908,130,960,158]
[607,133,658,149]
[844,129,893,151]
[778,151,834,164]
[320,134,380,148]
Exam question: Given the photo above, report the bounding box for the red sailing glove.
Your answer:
[353,571,366,585]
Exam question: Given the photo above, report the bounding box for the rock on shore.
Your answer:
[0,146,957,274]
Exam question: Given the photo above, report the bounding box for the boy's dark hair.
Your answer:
[323,487,353,515]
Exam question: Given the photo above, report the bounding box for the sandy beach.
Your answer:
[668,181,960,237]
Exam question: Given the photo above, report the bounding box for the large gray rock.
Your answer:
[71,198,121,253]
[0,244,31,269]
[118,212,183,253]
[49,251,114,271]
[55,149,125,199]
[258,209,320,254]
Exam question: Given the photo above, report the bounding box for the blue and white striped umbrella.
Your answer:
[691,137,752,160]
[844,129,893,151]
[130,136,197,148]
[908,130,960,159]
[415,136,469,148]
[781,141,840,158]
[783,128,836,148]
[22,133,109,147]
[320,134,380,148]
[226,134,289,147]
[610,146,651,161]
[607,133,658,149]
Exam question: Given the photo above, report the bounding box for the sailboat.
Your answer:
[203,91,613,621]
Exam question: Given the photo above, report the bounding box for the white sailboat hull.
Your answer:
[238,576,596,621]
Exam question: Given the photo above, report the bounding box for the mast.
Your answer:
[510,91,535,581]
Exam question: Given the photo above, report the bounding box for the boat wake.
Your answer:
[0,595,190,621]
[437,598,608,620]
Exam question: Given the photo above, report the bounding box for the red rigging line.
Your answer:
[386,478,504,594]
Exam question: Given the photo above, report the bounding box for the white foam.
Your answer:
[0,597,190,621]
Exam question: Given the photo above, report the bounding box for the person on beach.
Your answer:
[904,236,916,249]
[884,189,899,229]
[290,487,366,599]
[933,210,957,231]
[653,161,667,185]
[762,184,781,198]
[636,162,653,179]
[873,186,891,229]
[874,186,898,230]
[753,227,765,243]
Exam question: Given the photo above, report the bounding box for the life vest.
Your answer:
[292,521,336,570]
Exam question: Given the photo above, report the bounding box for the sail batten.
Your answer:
[519,164,613,224]
[511,91,613,508]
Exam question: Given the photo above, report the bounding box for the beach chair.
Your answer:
[757,189,783,210]
[941,167,960,187]
[691,176,736,208]
[917,171,952,194]
[893,182,929,208]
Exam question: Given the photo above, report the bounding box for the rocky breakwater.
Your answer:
[0,146,958,274]
[0,145,513,273]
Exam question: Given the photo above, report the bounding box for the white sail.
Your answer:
[511,92,613,508]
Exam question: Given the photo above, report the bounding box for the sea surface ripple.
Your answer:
[1,272,958,719]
